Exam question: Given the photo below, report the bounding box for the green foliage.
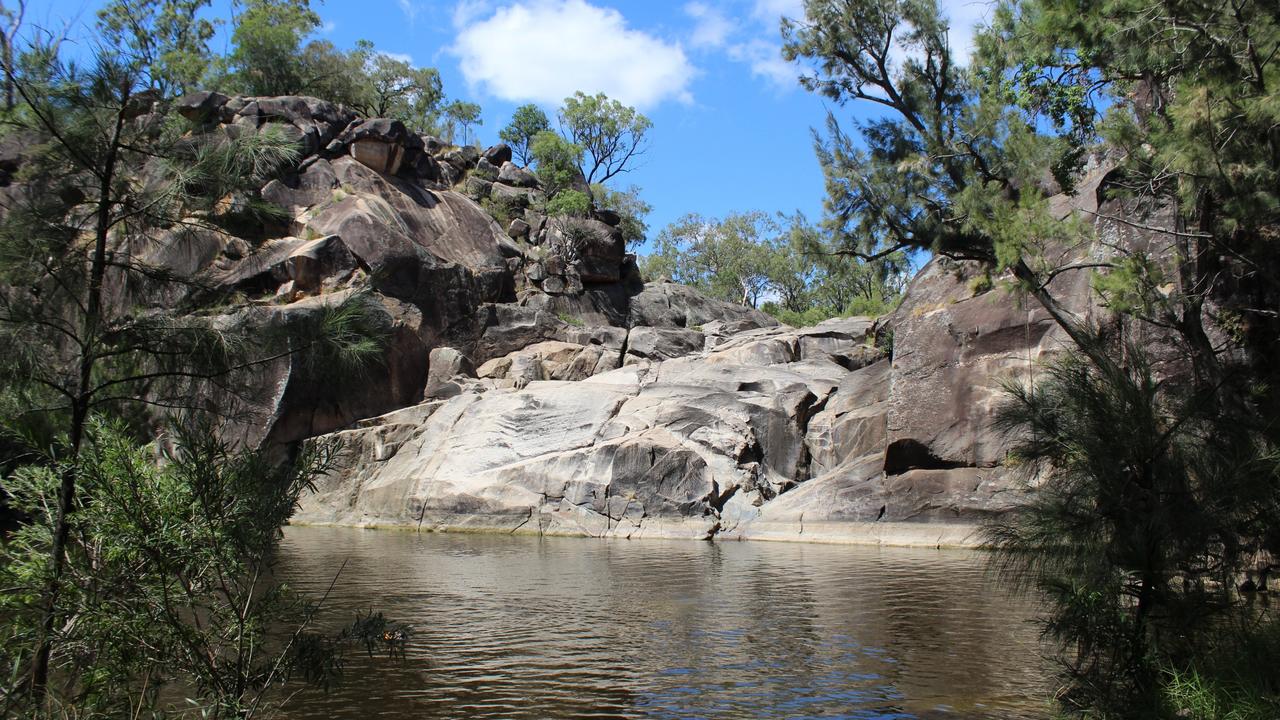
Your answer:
[1159,620,1280,720]
[781,0,1090,295]
[556,312,584,328]
[645,212,777,307]
[442,100,482,146]
[788,7,1280,713]
[1162,666,1280,720]
[346,40,444,131]
[530,130,584,198]
[480,194,526,228]
[223,0,322,96]
[0,44,391,706]
[644,211,906,317]
[986,333,1280,717]
[558,91,651,186]
[96,0,217,96]
[968,271,994,296]
[499,103,550,165]
[0,419,391,717]
[591,183,651,250]
[545,189,591,218]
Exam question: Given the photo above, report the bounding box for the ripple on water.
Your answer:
[273,527,1052,720]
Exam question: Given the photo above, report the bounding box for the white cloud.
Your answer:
[728,39,795,88]
[452,0,494,27]
[320,20,337,34]
[397,0,421,25]
[940,0,993,65]
[751,0,805,25]
[884,0,993,69]
[684,2,733,49]
[382,52,414,65]
[452,0,695,109]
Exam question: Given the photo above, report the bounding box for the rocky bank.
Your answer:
[9,92,1128,547]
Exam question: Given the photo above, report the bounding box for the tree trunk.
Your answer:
[30,90,128,698]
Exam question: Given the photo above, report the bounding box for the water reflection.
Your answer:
[275,527,1051,719]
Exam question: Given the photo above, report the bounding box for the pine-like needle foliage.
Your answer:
[986,332,1280,718]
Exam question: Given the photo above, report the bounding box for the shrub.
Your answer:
[545,189,591,218]
[530,130,583,197]
[481,195,526,227]
[968,271,994,295]
[556,312,584,327]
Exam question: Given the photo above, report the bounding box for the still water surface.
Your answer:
[276,527,1051,719]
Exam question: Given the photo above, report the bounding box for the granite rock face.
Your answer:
[294,309,1037,543]
[80,95,781,450]
[13,92,1127,543]
[296,318,886,538]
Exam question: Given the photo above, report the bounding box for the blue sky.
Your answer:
[32,0,992,250]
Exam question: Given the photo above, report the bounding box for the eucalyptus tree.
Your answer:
[442,99,482,146]
[499,103,550,165]
[96,0,217,96]
[647,212,779,308]
[557,91,651,188]
[347,40,444,131]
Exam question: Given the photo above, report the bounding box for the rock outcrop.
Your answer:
[92,92,781,451]
[12,91,1128,546]
[288,152,1125,546]
[296,318,910,540]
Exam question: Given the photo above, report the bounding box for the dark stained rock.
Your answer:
[624,327,704,362]
[174,90,230,122]
[441,145,479,170]
[341,119,412,174]
[285,235,357,292]
[482,143,512,166]
[593,208,622,226]
[463,175,493,200]
[883,256,1080,471]
[473,158,500,181]
[627,282,779,330]
[546,217,624,283]
[341,117,410,143]
[489,183,542,207]
[497,161,537,188]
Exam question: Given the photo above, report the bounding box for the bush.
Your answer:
[968,271,994,295]
[481,194,526,227]
[556,312,584,327]
[1159,619,1280,720]
[545,189,591,218]
[0,420,403,717]
[530,130,583,198]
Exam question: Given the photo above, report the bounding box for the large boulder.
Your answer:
[882,256,1084,473]
[496,161,537,188]
[628,282,779,331]
[305,157,519,273]
[483,143,513,166]
[545,217,625,284]
[343,118,411,174]
[174,90,229,123]
[624,327,704,362]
